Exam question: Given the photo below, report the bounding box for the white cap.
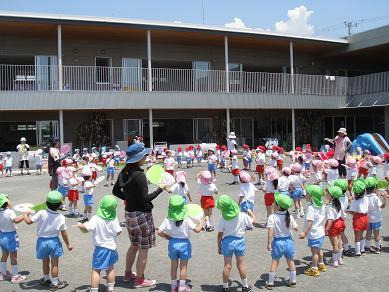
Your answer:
[20,137,26,142]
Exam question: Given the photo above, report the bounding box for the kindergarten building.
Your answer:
[0,11,388,151]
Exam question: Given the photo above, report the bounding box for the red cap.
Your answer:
[177,146,182,151]
[197,144,201,150]
[215,145,220,150]
[257,146,266,152]
[295,147,302,151]
[384,153,389,160]
[221,145,227,151]
[243,144,249,149]
[326,149,335,158]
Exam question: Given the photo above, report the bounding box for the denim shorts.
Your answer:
[221,236,246,257]
[308,236,324,248]
[92,246,118,270]
[177,157,182,163]
[0,231,19,252]
[368,221,382,231]
[208,163,217,172]
[271,236,295,260]
[58,184,69,198]
[168,238,192,260]
[290,188,303,200]
[107,167,115,175]
[83,194,94,206]
[240,201,254,213]
[36,237,63,259]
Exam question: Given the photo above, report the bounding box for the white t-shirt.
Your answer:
[267,211,298,238]
[35,154,43,165]
[327,169,339,185]
[239,183,257,203]
[164,157,175,170]
[268,158,277,168]
[326,204,341,221]
[199,183,217,196]
[84,181,94,195]
[68,177,79,191]
[289,174,305,189]
[366,193,382,223]
[231,156,239,170]
[170,183,189,198]
[17,143,29,160]
[31,210,67,238]
[312,171,324,185]
[84,215,122,250]
[349,196,369,214]
[216,212,253,238]
[368,165,378,177]
[208,154,217,165]
[107,158,115,168]
[0,208,17,232]
[346,166,358,180]
[277,176,291,192]
[5,157,13,167]
[227,139,236,151]
[384,161,389,177]
[177,151,183,157]
[158,217,197,239]
[243,150,251,160]
[255,153,265,165]
[196,150,203,158]
[264,180,276,193]
[339,195,349,219]
[303,205,326,240]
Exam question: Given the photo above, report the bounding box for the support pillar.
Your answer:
[226,108,231,138]
[149,109,153,148]
[57,25,63,91]
[224,35,229,93]
[292,109,296,150]
[147,30,152,92]
[59,110,64,145]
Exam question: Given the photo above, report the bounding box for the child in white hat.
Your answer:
[34,149,44,175]
[4,152,13,177]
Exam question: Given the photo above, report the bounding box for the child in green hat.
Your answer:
[265,193,299,290]
[157,195,203,292]
[346,179,369,256]
[216,195,253,292]
[325,186,345,267]
[24,191,73,290]
[364,177,386,254]
[0,193,26,283]
[77,195,122,292]
[299,185,326,277]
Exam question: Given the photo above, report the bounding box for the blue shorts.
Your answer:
[36,237,63,259]
[186,158,192,164]
[83,194,94,206]
[5,167,11,172]
[36,164,42,170]
[290,188,303,200]
[240,201,254,213]
[197,157,202,163]
[168,238,192,260]
[177,157,182,163]
[0,231,19,252]
[107,167,115,175]
[308,236,324,249]
[304,163,310,170]
[368,221,382,231]
[92,246,118,270]
[208,163,217,172]
[271,237,295,260]
[221,236,245,257]
[114,157,120,163]
[58,184,69,198]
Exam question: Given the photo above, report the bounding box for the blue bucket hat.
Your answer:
[126,142,151,164]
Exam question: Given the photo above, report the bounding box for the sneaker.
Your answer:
[304,268,320,277]
[242,285,252,292]
[286,280,296,288]
[49,280,68,291]
[206,226,214,232]
[327,259,339,268]
[0,271,12,281]
[104,184,109,187]
[338,257,344,265]
[134,278,156,288]
[122,271,136,282]
[39,277,52,287]
[300,212,305,217]
[245,226,253,231]
[78,218,88,223]
[264,281,274,290]
[373,247,381,254]
[171,286,178,292]
[178,285,191,292]
[364,247,371,253]
[222,288,229,292]
[318,263,327,272]
[343,249,354,257]
[11,274,27,283]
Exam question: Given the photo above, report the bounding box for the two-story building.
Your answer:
[0,11,388,151]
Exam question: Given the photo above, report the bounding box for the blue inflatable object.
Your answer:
[351,133,389,155]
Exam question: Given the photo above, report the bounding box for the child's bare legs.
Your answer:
[204,208,213,229]
[373,229,381,251]
[91,269,101,288]
[236,256,249,288]
[1,250,9,276]
[341,232,350,250]
[247,209,256,224]
[267,259,279,286]
[84,206,92,219]
[329,236,340,265]
[106,266,115,291]
[311,247,320,268]
[286,258,296,282]
[319,249,324,265]
[42,258,50,279]
[179,260,188,281]
[171,259,178,288]
[222,256,232,287]
[354,230,364,255]
[366,229,372,248]
[265,206,272,218]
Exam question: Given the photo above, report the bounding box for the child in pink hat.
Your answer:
[367,156,382,178]
[168,171,192,204]
[263,170,279,224]
[229,150,240,185]
[345,156,358,190]
[311,160,324,187]
[196,171,218,232]
[238,171,258,225]
[357,150,370,179]
[289,164,306,218]
[277,167,292,196]
[326,159,339,185]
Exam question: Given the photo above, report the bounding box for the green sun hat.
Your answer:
[0,193,9,208]
[168,195,188,221]
[216,195,240,220]
[306,185,324,208]
[353,179,366,194]
[333,179,348,192]
[46,191,63,204]
[328,186,343,199]
[377,180,389,190]
[274,192,293,209]
[96,195,118,221]
[365,177,378,189]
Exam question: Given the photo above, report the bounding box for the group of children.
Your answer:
[0,150,44,177]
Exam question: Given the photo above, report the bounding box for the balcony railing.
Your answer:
[0,64,387,96]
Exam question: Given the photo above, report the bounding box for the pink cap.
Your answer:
[290,163,302,173]
[312,160,323,170]
[346,156,356,166]
[199,171,212,185]
[373,156,382,164]
[239,171,251,183]
[175,171,187,183]
[81,166,92,177]
[265,166,276,175]
[267,170,279,181]
[329,159,339,168]
[282,167,291,175]
[231,149,238,155]
[271,152,279,159]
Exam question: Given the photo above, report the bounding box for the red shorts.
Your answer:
[166,170,174,176]
[231,169,240,176]
[201,196,215,209]
[102,158,107,167]
[256,165,264,174]
[277,160,283,167]
[67,190,79,201]
[264,193,275,207]
[92,171,97,180]
[0,164,3,171]
[94,159,99,164]
[358,167,368,177]
[327,218,346,237]
[353,213,368,231]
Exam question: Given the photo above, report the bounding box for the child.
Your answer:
[67,170,81,217]
[367,156,382,178]
[80,166,96,223]
[164,150,176,176]
[384,153,389,182]
[302,149,312,171]
[357,150,370,179]
[268,151,278,169]
[219,145,227,169]
[188,146,195,168]
[238,171,258,224]
[113,145,121,170]
[24,191,72,289]
[299,185,327,277]
[242,145,252,171]
[0,193,26,283]
[0,153,3,177]
[35,149,43,175]
[277,167,291,196]
[311,160,324,187]
[157,195,203,292]
[207,149,218,181]
[177,147,183,168]
[216,195,253,292]
[229,150,240,185]
[263,169,279,220]
[4,152,13,177]
[255,146,266,184]
[325,186,345,267]
[168,171,192,204]
[265,193,298,289]
[289,164,306,218]
[276,147,284,171]
[326,159,339,186]
[145,151,157,170]
[345,156,358,192]
[196,145,203,167]
[365,177,386,253]
[197,171,218,232]
[346,179,369,257]
[184,147,191,169]
[105,153,115,187]
[77,195,122,292]
[57,165,70,211]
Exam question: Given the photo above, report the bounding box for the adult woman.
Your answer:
[326,128,351,178]
[112,142,166,288]
[48,137,62,190]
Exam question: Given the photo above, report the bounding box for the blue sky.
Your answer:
[1,0,388,37]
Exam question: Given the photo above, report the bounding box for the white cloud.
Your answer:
[274,6,314,36]
[225,17,247,29]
